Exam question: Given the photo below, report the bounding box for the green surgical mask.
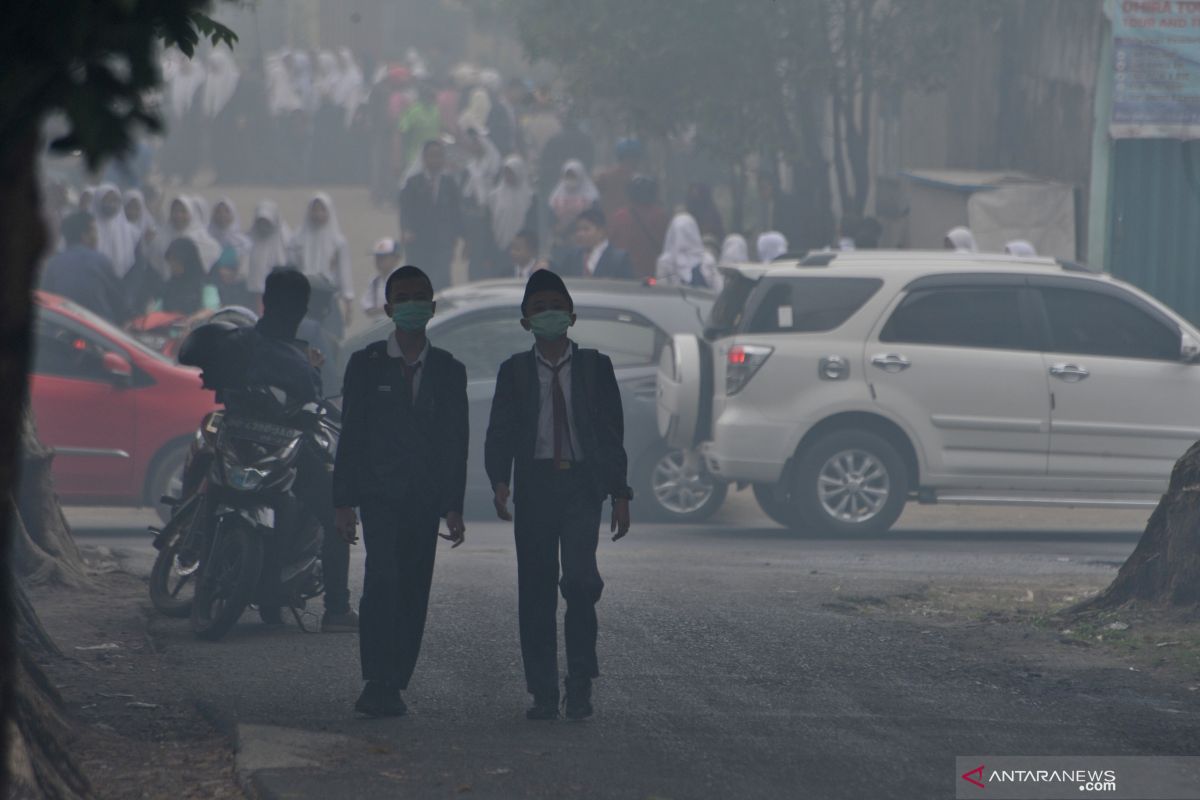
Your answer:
[527,310,573,340]
[390,300,434,332]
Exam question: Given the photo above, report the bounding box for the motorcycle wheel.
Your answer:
[190,520,263,641]
[149,500,203,618]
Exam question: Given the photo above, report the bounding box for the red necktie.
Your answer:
[549,360,572,467]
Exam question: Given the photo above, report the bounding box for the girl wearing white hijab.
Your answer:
[246,200,292,294]
[458,85,492,135]
[289,192,355,314]
[165,194,223,271]
[123,189,155,240]
[549,159,599,228]
[657,213,722,291]
[720,233,749,263]
[208,197,253,274]
[461,127,502,207]
[944,226,978,253]
[93,184,140,278]
[202,48,240,118]
[756,231,788,263]
[488,155,535,253]
[1004,239,1037,257]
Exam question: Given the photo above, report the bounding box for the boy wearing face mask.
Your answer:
[484,270,633,721]
[333,265,469,718]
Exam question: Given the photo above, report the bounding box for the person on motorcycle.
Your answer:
[201,266,357,632]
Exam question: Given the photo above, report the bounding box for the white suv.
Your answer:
[657,250,1200,535]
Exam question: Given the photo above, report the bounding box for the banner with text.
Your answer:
[1110,0,1200,138]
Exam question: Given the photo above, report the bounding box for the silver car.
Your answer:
[337,278,726,523]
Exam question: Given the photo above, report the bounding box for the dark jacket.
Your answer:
[196,320,322,409]
[333,340,469,516]
[560,243,635,280]
[484,343,628,506]
[398,171,462,260]
[40,246,130,324]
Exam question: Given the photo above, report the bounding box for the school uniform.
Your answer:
[484,339,631,703]
[333,337,468,689]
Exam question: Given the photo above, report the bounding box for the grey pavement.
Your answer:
[68,495,1200,799]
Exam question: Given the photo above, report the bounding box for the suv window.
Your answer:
[435,311,531,381]
[707,271,757,336]
[880,287,1029,350]
[572,308,662,367]
[1040,287,1179,360]
[744,277,883,334]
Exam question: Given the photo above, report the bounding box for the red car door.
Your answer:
[29,313,137,502]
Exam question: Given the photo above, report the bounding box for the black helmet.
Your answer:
[177,320,239,370]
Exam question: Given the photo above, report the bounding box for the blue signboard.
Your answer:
[1110,0,1200,138]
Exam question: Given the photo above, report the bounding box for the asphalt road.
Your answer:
[69,496,1200,799]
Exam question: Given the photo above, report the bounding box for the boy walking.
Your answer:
[333,265,469,718]
[484,270,632,721]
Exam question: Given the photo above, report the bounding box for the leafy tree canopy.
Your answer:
[2,0,237,169]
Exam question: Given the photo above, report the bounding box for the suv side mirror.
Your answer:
[101,351,133,386]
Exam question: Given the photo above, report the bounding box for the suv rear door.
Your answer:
[868,275,1050,483]
[1029,278,1200,491]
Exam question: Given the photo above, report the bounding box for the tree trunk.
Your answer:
[1081,441,1200,611]
[1,125,95,798]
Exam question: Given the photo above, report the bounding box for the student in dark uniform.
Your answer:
[332,265,469,718]
[484,270,633,721]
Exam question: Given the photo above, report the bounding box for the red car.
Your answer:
[29,292,217,520]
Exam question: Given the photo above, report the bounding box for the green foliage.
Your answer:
[1,0,237,169]
[482,0,964,170]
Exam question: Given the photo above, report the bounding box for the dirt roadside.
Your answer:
[26,547,246,800]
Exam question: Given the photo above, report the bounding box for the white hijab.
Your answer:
[265,51,302,116]
[315,50,341,101]
[657,213,720,290]
[756,231,788,263]
[945,226,978,253]
[165,50,206,119]
[549,159,599,222]
[334,48,364,126]
[93,183,139,278]
[1004,239,1037,257]
[489,156,535,251]
[208,196,253,273]
[458,86,492,134]
[122,188,154,239]
[289,192,353,298]
[166,193,223,270]
[202,48,240,117]
[462,129,502,206]
[247,200,292,293]
[720,234,749,263]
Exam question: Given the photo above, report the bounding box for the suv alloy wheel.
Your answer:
[788,429,909,536]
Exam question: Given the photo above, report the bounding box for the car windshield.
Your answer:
[45,298,175,365]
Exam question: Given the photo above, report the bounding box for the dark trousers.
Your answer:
[358,500,440,689]
[294,445,350,614]
[514,462,605,699]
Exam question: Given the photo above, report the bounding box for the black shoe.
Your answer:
[526,692,560,721]
[355,681,407,718]
[258,605,284,625]
[563,676,593,721]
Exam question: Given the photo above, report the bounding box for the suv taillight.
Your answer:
[726,344,773,395]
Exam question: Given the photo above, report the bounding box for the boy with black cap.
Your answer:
[484,269,633,721]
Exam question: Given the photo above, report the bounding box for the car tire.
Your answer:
[147,441,190,524]
[752,482,797,528]
[789,429,908,537]
[636,443,727,524]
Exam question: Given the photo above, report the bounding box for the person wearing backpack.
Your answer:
[484,269,633,721]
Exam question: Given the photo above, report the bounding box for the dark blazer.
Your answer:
[560,243,635,280]
[333,340,469,516]
[484,342,628,506]
[399,171,463,258]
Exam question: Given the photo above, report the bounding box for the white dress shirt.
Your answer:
[585,240,609,276]
[386,334,430,399]
[515,260,538,279]
[361,273,388,313]
[533,343,583,461]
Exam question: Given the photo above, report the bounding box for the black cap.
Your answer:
[521,269,573,316]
